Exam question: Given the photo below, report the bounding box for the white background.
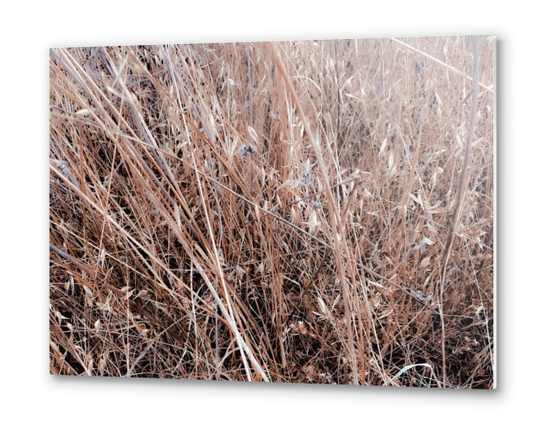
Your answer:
[0,0,537,422]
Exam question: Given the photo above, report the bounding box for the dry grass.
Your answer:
[49,35,494,388]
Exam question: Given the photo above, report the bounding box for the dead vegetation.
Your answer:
[49,36,494,388]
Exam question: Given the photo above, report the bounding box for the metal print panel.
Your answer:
[49,36,495,388]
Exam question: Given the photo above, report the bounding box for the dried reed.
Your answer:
[49,36,494,388]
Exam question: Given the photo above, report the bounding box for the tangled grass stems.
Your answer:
[50,36,494,388]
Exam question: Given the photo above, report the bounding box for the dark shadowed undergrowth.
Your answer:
[49,36,494,388]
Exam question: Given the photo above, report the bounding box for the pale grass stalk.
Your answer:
[439,35,481,387]
[272,42,359,385]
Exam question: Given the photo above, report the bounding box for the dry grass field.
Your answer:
[49,35,494,388]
